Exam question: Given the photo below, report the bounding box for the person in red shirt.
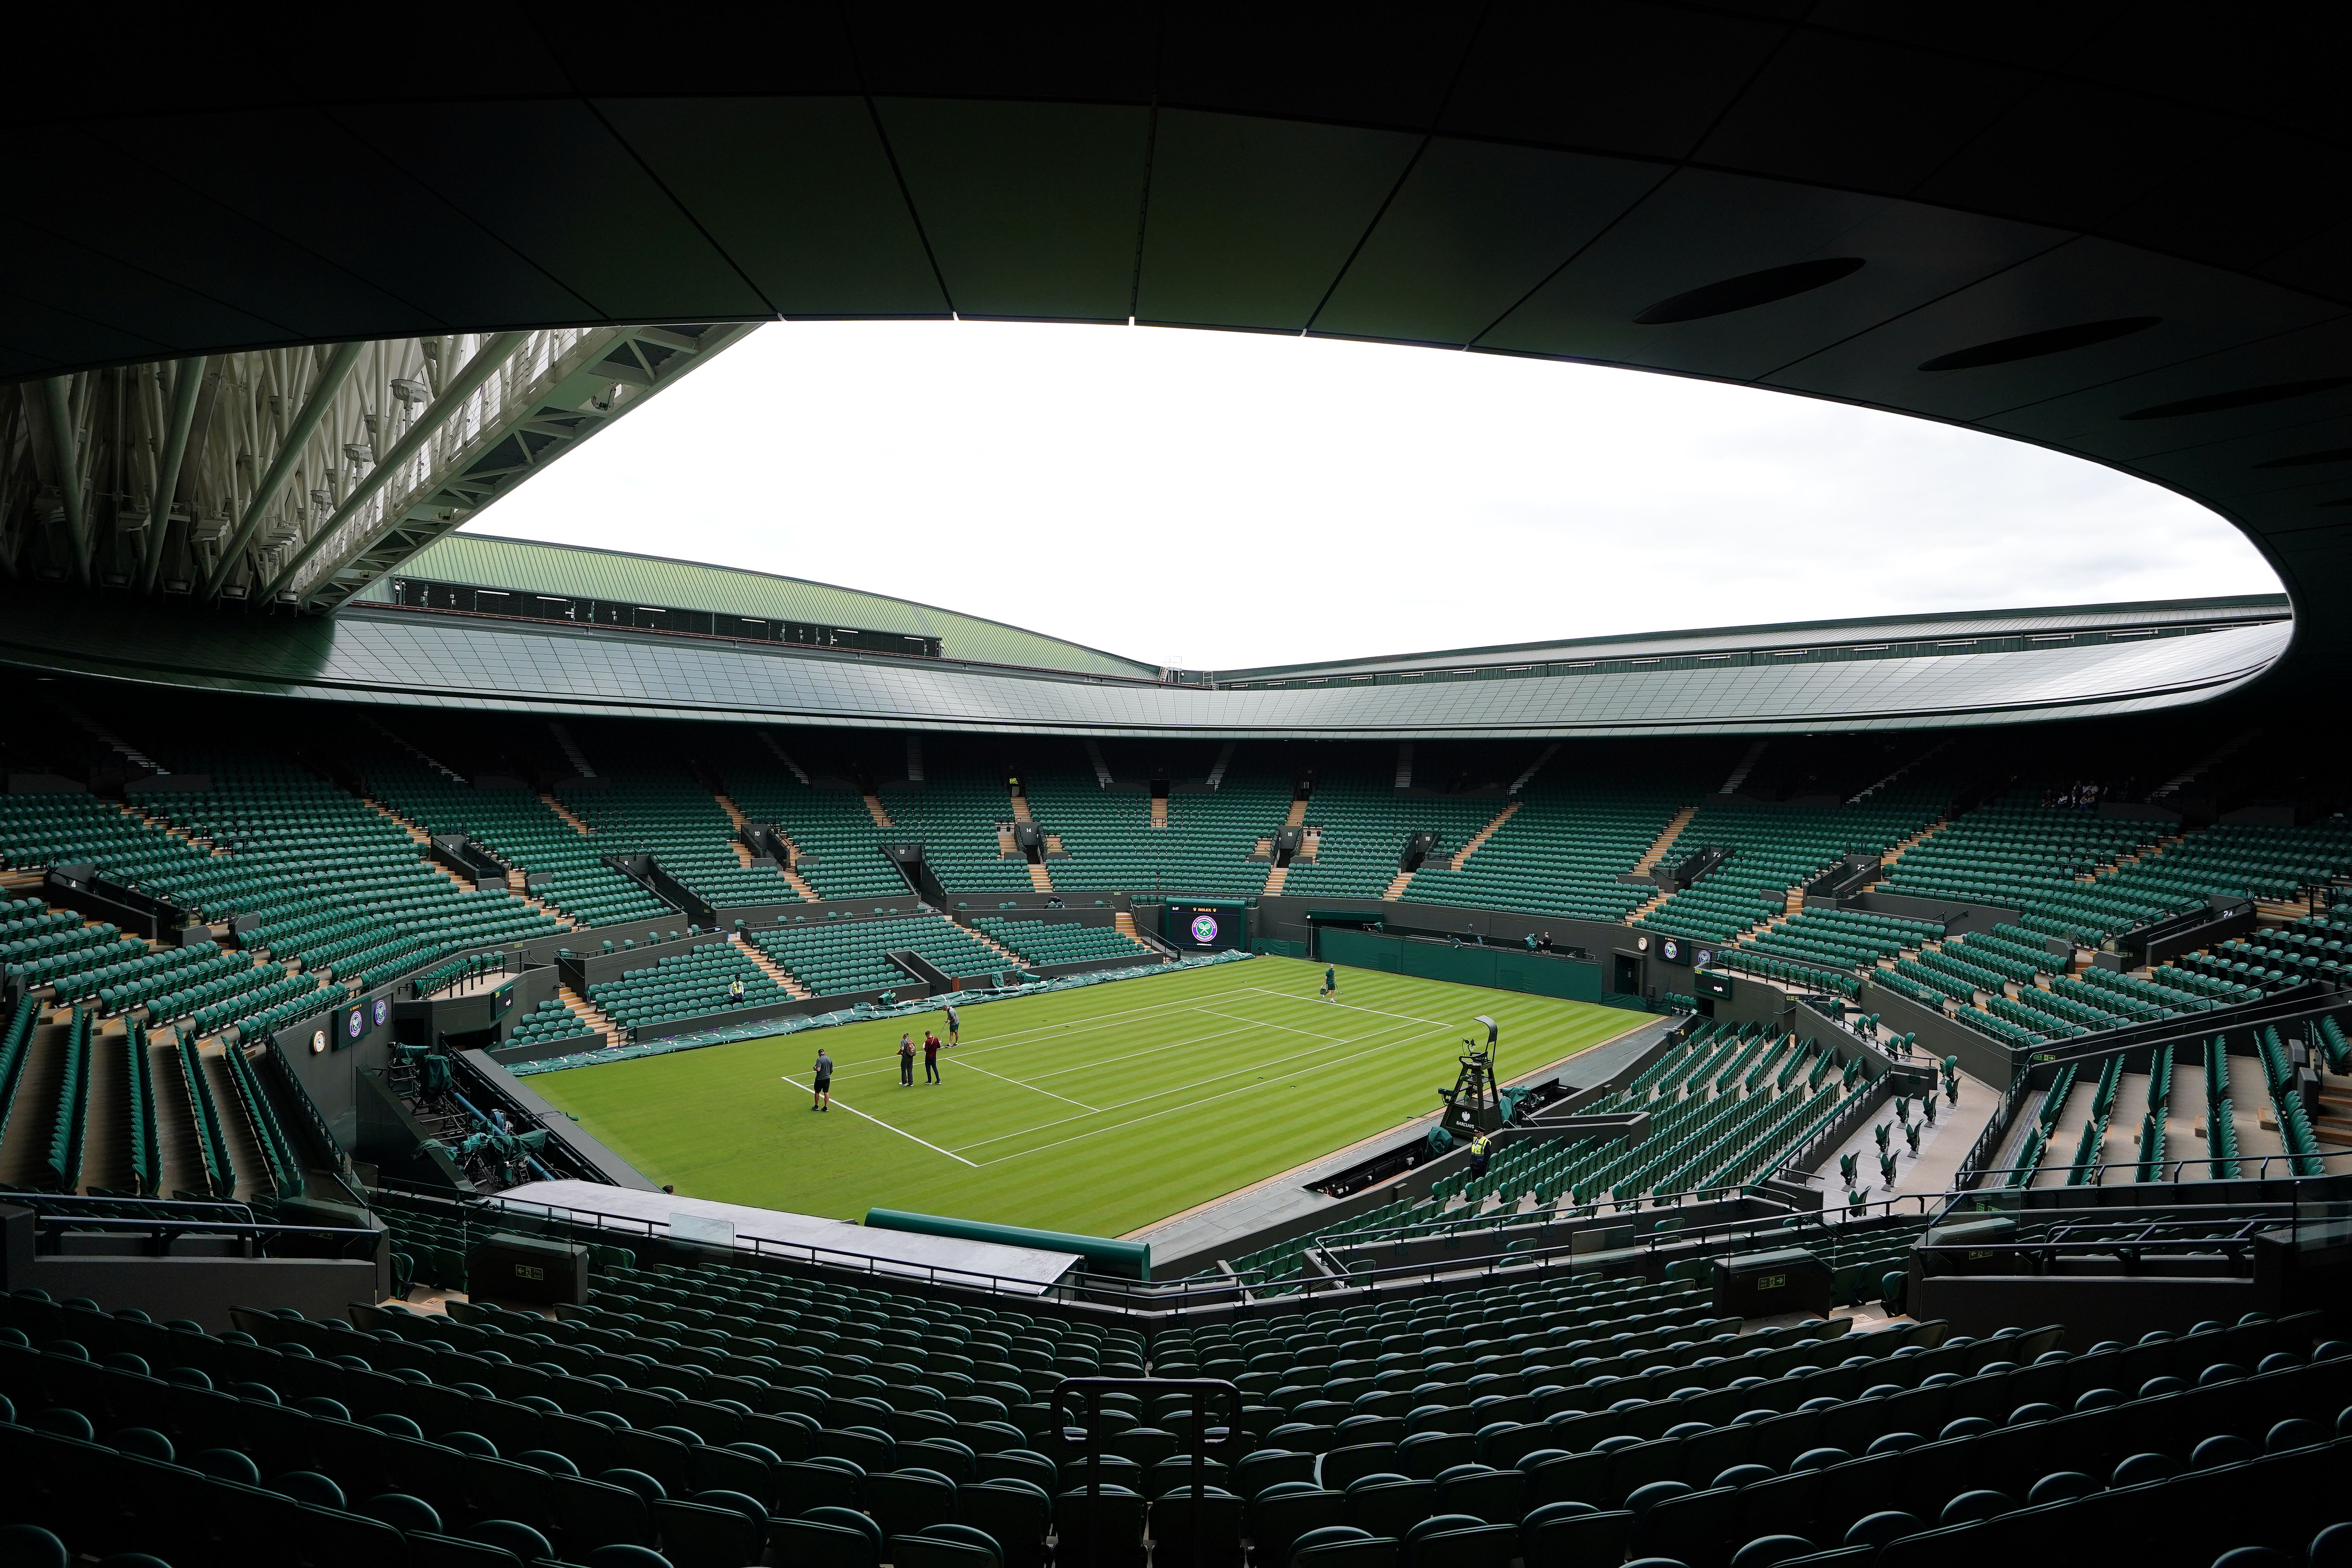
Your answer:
[923,1030,942,1084]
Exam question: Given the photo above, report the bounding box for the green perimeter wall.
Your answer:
[1322,928,1603,1003]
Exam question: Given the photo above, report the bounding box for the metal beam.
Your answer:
[264,332,526,605]
[141,357,207,595]
[201,339,363,600]
[39,377,89,586]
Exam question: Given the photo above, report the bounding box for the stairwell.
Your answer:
[964,923,1025,968]
[548,722,596,779]
[1263,862,1290,895]
[864,792,894,828]
[710,790,819,900]
[1448,800,1521,871]
[542,793,595,836]
[1631,806,1699,876]
[1717,741,1768,795]
[1878,817,1949,874]
[1150,795,1168,829]
[1007,785,1052,890]
[732,933,811,999]
[1381,869,1417,900]
[557,982,625,1050]
[202,1045,269,1200]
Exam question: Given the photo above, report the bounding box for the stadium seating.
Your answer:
[506,997,604,1050]
[365,761,673,928]
[1638,789,1945,944]
[719,761,912,903]
[970,918,1153,968]
[1027,772,1291,898]
[750,915,1011,997]
[1277,777,1499,901]
[584,941,786,1036]
[1409,782,1690,923]
[560,767,804,912]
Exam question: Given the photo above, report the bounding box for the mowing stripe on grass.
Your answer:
[777,1076,979,1166]
[532,956,1646,1237]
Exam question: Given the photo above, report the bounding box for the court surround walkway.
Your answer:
[1127,1014,1675,1270]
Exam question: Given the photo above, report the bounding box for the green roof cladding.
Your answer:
[367,532,1156,679]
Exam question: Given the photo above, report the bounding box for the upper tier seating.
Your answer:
[560,767,802,913]
[721,770,911,903]
[1408,782,1690,922]
[750,915,1011,997]
[1638,789,1946,943]
[970,917,1153,967]
[1026,773,1290,898]
[365,761,671,928]
[1277,779,1499,901]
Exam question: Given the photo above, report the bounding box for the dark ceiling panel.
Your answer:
[1481,171,2059,381]
[1440,0,1786,159]
[878,99,1150,321]
[1983,316,2352,458]
[87,111,599,337]
[1909,79,2234,237]
[538,13,860,96]
[0,287,168,372]
[597,98,946,318]
[0,213,283,359]
[338,100,772,322]
[1800,4,2114,70]
[2259,220,2352,302]
[8,126,434,346]
[2097,130,2352,278]
[1695,31,2034,195]
[1765,240,2339,423]
[1312,138,1665,346]
[1133,111,1419,331]
[1156,2,1482,129]
[846,5,1158,102]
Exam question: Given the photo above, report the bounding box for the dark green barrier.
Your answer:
[1319,927,1604,1002]
[864,1207,1151,1279]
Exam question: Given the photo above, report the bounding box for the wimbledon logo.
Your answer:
[1191,914,1220,944]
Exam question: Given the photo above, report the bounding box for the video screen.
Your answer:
[1166,902,1247,951]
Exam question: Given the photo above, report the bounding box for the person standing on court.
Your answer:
[811,1048,835,1111]
[944,1003,960,1047]
[1321,963,1338,1003]
[924,1030,942,1084]
[898,1032,915,1087]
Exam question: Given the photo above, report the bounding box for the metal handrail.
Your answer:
[29,1213,383,1261]
[1958,1147,2352,1187]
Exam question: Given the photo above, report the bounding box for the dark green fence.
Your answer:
[1321,927,1604,1002]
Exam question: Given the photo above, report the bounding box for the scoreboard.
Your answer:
[1165,901,1248,951]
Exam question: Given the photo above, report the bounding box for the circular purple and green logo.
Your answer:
[1191,914,1220,944]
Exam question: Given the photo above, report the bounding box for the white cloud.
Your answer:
[466,321,2279,670]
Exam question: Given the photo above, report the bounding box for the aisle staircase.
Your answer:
[864,793,894,829]
[1631,805,1699,876]
[541,794,595,837]
[1151,795,1168,829]
[1448,800,1521,870]
[556,983,625,1050]
[732,933,811,1000]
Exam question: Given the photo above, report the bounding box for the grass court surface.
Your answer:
[530,956,1642,1240]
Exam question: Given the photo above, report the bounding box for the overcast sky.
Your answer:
[468,321,2280,671]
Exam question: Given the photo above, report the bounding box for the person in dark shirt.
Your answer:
[898,1033,915,1087]
[811,1049,834,1111]
[1321,964,1338,1003]
[944,1004,961,1047]
[924,1031,942,1084]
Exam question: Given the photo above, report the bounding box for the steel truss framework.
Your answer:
[0,324,750,610]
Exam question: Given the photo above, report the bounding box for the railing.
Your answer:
[1953,1146,2352,1189]
[1952,1070,2037,1191]
[23,1211,382,1262]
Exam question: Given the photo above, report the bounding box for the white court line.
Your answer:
[953,1056,1099,1112]
[951,1013,1455,1156]
[1192,1007,1359,1044]
[1236,985,1452,1028]
[777,1076,978,1166]
[965,1018,1465,1164]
